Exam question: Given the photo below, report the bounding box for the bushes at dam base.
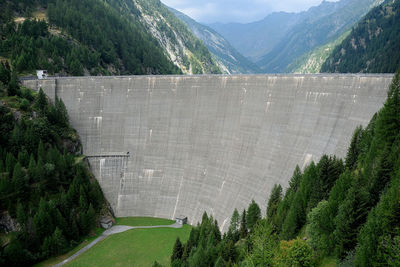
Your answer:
[0,79,104,266]
[167,71,400,266]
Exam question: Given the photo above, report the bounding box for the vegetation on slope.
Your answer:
[166,70,400,266]
[255,0,381,73]
[287,30,350,73]
[0,63,105,266]
[105,0,220,74]
[0,0,181,76]
[321,0,400,73]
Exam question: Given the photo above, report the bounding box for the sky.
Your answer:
[161,0,331,24]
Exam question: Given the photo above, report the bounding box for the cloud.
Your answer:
[161,0,324,23]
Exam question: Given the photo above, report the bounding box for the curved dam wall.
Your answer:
[22,74,392,230]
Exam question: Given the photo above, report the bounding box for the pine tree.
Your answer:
[12,162,26,195]
[239,209,248,238]
[34,199,52,242]
[5,152,16,175]
[37,140,46,162]
[246,200,261,232]
[86,204,95,230]
[334,185,369,259]
[52,227,67,255]
[35,88,48,115]
[17,149,29,167]
[7,71,19,96]
[266,184,282,228]
[228,208,240,233]
[171,237,183,263]
[27,154,36,182]
[354,175,400,266]
[289,165,302,192]
[345,126,363,170]
[16,202,27,229]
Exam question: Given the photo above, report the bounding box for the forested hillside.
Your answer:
[166,70,400,266]
[321,0,400,73]
[256,0,381,73]
[0,63,105,266]
[107,0,221,74]
[0,0,182,76]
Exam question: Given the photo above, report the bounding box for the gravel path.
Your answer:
[53,223,182,267]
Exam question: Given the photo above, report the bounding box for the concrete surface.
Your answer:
[22,74,393,231]
[53,223,182,267]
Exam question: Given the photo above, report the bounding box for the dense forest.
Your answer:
[321,0,400,73]
[0,0,181,76]
[165,70,400,266]
[0,62,105,266]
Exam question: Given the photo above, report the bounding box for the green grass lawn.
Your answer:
[65,224,191,267]
[115,217,174,226]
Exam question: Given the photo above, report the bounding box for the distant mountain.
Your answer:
[107,0,221,74]
[210,0,382,73]
[170,8,261,74]
[210,12,300,62]
[257,0,381,73]
[321,0,400,73]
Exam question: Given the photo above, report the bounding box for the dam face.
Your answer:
[23,74,392,230]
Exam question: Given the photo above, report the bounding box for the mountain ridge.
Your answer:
[209,0,383,73]
[169,8,261,74]
[321,0,400,73]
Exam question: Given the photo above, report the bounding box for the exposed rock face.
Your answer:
[0,212,19,233]
[22,74,392,231]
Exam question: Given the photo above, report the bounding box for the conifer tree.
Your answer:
[266,184,282,228]
[246,200,261,232]
[345,126,363,170]
[12,162,26,195]
[334,185,369,259]
[7,71,19,96]
[229,208,240,233]
[37,140,46,162]
[171,238,183,263]
[35,88,47,115]
[239,209,248,238]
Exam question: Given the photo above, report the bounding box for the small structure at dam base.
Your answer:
[175,216,188,225]
[100,217,113,229]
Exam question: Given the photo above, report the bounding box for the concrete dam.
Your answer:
[23,74,393,230]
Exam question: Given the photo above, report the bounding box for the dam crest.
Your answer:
[23,74,393,231]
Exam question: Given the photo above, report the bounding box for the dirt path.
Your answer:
[53,223,182,267]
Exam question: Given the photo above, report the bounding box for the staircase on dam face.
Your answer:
[22,74,393,231]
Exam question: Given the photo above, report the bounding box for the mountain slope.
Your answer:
[106,0,220,74]
[257,0,381,73]
[287,30,351,73]
[321,0,400,73]
[170,8,261,74]
[210,12,300,62]
[0,0,181,76]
